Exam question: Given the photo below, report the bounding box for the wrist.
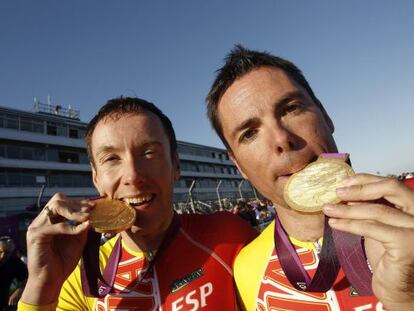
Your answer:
[20,278,63,306]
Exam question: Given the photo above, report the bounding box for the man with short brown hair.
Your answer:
[206,45,414,311]
[18,97,257,310]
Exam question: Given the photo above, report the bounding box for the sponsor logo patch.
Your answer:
[170,268,204,293]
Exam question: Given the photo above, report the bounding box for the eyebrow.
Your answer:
[94,141,164,157]
[230,90,305,140]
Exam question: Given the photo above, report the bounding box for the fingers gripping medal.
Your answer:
[284,157,354,213]
[89,198,136,234]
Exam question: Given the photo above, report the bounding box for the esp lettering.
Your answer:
[172,282,213,311]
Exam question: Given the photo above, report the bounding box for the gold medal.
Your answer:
[284,158,354,213]
[90,198,136,233]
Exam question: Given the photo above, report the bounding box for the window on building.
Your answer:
[33,120,44,133]
[21,173,36,186]
[20,118,33,132]
[57,125,67,136]
[7,145,20,159]
[5,114,18,129]
[79,153,90,164]
[8,174,20,186]
[0,173,6,186]
[181,161,197,171]
[48,175,60,187]
[21,147,33,160]
[78,175,93,187]
[33,148,46,161]
[78,129,86,139]
[69,128,79,138]
[46,149,59,162]
[0,145,5,158]
[47,123,57,135]
[61,175,73,187]
[58,152,80,163]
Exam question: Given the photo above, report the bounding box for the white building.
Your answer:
[0,101,257,218]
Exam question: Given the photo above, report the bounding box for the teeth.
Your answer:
[123,195,153,205]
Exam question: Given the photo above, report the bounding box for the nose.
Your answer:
[270,120,297,154]
[121,155,147,186]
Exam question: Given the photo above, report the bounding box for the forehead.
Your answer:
[91,111,168,151]
[217,67,307,131]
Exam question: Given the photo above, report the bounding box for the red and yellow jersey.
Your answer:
[19,212,257,311]
[234,222,383,311]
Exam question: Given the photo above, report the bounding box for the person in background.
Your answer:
[206,45,414,310]
[0,236,28,311]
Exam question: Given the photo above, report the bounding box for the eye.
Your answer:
[144,149,156,158]
[239,128,258,143]
[101,155,119,164]
[282,102,304,116]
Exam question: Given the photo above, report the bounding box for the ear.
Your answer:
[228,151,248,180]
[324,113,335,134]
[172,152,181,181]
[91,164,100,191]
[316,99,335,133]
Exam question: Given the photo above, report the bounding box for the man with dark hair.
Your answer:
[18,97,257,310]
[206,45,414,310]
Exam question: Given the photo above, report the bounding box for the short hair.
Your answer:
[206,44,329,150]
[85,97,177,166]
[0,236,15,254]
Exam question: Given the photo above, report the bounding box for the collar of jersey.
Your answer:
[288,235,323,249]
[120,237,145,258]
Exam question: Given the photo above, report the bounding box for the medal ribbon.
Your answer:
[274,153,373,295]
[81,211,181,297]
[274,214,340,291]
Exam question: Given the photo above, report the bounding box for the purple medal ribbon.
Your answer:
[274,214,340,292]
[81,212,181,297]
[274,153,373,295]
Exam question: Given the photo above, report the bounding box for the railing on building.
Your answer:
[33,101,80,120]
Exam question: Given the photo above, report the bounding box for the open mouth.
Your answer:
[122,194,155,207]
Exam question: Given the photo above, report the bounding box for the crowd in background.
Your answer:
[174,197,276,231]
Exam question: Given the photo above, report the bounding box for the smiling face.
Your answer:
[90,111,179,236]
[217,67,337,207]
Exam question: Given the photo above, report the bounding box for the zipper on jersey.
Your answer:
[314,240,322,258]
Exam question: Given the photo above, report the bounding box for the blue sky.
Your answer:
[1,0,413,175]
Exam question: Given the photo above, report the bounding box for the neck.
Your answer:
[276,205,324,242]
[121,212,173,252]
